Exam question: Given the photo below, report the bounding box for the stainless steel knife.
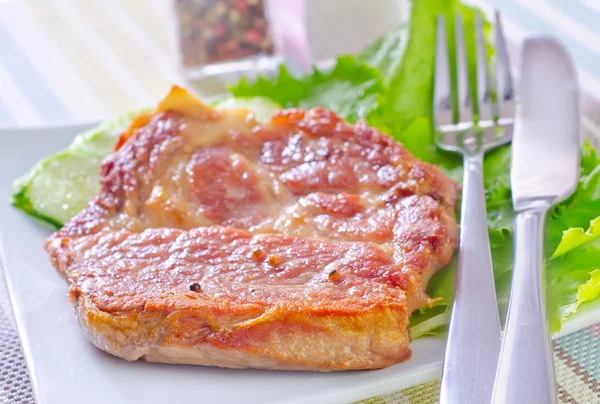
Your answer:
[491,36,580,404]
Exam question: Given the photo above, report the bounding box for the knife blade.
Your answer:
[491,36,580,404]
[511,36,580,209]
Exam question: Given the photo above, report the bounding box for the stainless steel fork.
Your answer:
[435,12,515,404]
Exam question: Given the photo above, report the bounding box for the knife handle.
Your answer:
[440,153,502,404]
[492,208,557,404]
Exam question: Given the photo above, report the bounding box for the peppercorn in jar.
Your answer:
[175,0,276,78]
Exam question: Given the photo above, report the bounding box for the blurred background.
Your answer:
[0,0,597,136]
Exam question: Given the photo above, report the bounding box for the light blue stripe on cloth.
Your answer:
[0,100,16,126]
[486,0,600,79]
[0,24,70,123]
[548,0,600,34]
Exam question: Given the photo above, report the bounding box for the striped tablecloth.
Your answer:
[0,1,599,403]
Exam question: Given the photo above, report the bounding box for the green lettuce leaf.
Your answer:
[579,269,600,303]
[543,143,600,331]
[230,55,385,124]
[552,216,600,259]
[547,247,600,331]
[546,216,600,331]
[547,144,600,252]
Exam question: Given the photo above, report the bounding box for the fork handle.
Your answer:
[491,208,557,404]
[440,153,502,404]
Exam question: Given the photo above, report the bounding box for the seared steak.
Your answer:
[46,86,459,370]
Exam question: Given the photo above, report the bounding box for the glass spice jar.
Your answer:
[174,0,279,80]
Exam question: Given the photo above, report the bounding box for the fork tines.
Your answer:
[434,11,515,149]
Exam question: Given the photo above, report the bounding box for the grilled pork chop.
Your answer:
[46,86,459,370]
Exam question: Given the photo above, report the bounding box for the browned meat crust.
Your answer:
[46,86,458,371]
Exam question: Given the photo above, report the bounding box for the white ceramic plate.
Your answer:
[1,124,599,404]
